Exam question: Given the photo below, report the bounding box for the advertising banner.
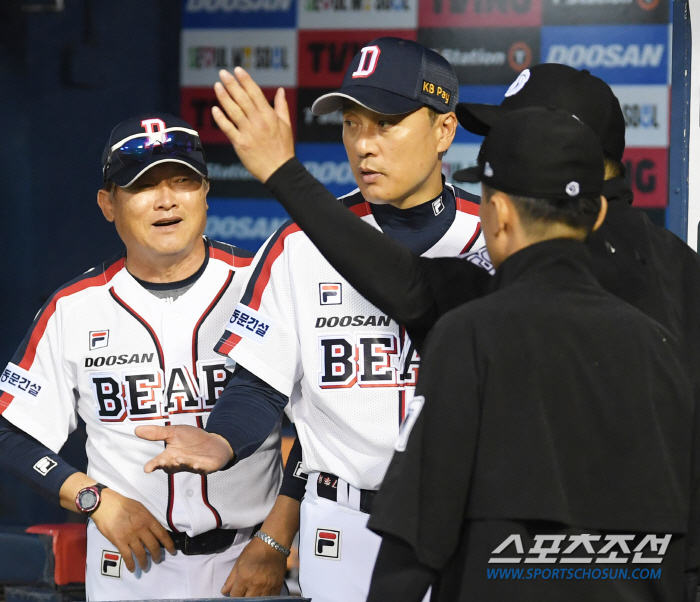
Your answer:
[181,86,298,144]
[418,27,540,85]
[611,85,669,147]
[298,29,417,88]
[297,88,343,142]
[540,24,669,84]
[420,0,542,29]
[181,28,298,87]
[296,143,358,197]
[182,0,297,29]
[206,199,290,252]
[441,143,482,196]
[298,0,418,30]
[622,147,668,208]
[542,0,669,26]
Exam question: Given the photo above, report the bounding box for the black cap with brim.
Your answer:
[312,87,424,117]
[455,103,507,137]
[456,64,625,161]
[455,106,604,200]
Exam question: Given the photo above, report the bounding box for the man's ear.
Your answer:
[591,195,608,232]
[490,189,513,234]
[97,189,115,223]
[436,112,458,154]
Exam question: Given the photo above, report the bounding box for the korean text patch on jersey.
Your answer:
[0,362,46,406]
[225,304,275,345]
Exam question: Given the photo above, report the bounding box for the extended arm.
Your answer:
[139,365,288,474]
[211,68,491,350]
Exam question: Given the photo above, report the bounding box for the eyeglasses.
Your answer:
[103,127,204,181]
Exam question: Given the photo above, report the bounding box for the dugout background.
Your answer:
[0,0,679,526]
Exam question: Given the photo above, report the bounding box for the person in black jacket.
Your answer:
[365,106,694,602]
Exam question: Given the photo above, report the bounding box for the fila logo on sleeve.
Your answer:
[33,457,57,476]
[352,46,380,78]
[89,330,109,350]
[320,283,342,305]
[101,550,122,578]
[315,528,341,559]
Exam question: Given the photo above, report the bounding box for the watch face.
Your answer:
[78,489,98,512]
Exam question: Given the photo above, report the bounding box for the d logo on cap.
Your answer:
[352,46,381,79]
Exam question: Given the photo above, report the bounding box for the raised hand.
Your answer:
[212,67,295,183]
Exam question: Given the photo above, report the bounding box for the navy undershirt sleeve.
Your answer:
[279,436,308,501]
[206,365,289,465]
[0,416,78,502]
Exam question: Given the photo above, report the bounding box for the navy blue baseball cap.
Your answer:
[312,37,459,116]
[102,113,207,187]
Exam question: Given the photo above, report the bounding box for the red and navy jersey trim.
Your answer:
[1,255,125,414]
[215,220,300,356]
[9,255,126,371]
[341,190,372,218]
[207,238,254,268]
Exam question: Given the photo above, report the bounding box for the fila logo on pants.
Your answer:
[315,528,341,559]
[101,550,122,579]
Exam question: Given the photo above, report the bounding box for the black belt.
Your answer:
[316,472,377,514]
[168,524,261,556]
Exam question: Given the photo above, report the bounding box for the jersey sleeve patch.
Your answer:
[0,363,48,407]
[223,304,275,346]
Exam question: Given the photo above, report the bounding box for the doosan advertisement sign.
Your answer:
[541,25,669,84]
[295,143,357,197]
[182,0,297,29]
[420,0,542,29]
[206,199,290,252]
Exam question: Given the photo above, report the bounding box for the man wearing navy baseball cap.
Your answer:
[138,38,486,601]
[0,111,289,600]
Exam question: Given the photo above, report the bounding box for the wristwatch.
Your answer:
[75,483,108,515]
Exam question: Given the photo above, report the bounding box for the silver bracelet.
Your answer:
[254,529,291,557]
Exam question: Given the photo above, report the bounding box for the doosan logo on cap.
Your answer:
[352,46,381,78]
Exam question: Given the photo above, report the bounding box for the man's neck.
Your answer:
[125,239,207,283]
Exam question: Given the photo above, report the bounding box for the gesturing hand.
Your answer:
[91,489,175,573]
[135,424,234,475]
[212,67,295,184]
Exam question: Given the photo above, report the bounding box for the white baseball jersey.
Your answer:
[0,238,281,536]
[216,187,485,491]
